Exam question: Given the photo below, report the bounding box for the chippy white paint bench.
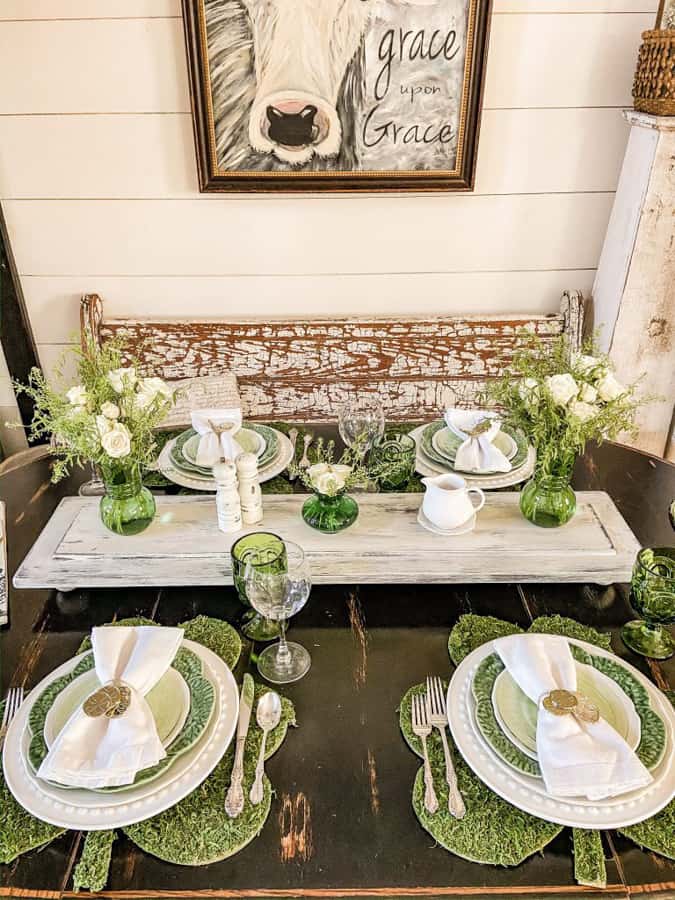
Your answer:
[80,291,584,423]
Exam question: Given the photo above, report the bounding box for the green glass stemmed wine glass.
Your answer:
[622,547,675,660]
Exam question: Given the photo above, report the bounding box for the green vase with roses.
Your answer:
[487,335,648,527]
[15,338,175,535]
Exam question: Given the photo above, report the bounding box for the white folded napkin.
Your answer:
[494,634,653,800]
[191,408,243,467]
[38,626,184,788]
[444,409,512,474]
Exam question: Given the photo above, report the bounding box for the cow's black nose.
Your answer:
[266,105,318,146]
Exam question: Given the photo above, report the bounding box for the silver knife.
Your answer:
[225,673,254,818]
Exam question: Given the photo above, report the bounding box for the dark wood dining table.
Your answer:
[1,440,674,900]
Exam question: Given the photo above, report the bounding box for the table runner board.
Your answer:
[13,492,639,590]
[81,292,583,422]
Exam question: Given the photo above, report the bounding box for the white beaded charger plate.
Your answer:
[158,428,294,491]
[447,638,675,828]
[2,639,239,830]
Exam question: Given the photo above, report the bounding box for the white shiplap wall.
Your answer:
[0,0,658,400]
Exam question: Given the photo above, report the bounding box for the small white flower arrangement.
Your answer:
[15,337,176,482]
[487,334,646,476]
[306,463,353,497]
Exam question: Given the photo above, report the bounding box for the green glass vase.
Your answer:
[302,491,359,533]
[520,455,577,528]
[99,463,156,536]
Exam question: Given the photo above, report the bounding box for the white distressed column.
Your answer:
[592,111,675,459]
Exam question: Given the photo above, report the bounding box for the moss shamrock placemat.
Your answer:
[0,615,296,892]
[400,613,674,889]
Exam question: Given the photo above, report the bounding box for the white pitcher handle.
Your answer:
[468,487,485,514]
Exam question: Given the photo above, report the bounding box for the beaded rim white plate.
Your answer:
[2,639,239,830]
[410,425,536,489]
[447,637,675,828]
[158,428,294,491]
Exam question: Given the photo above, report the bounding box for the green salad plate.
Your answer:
[420,420,529,474]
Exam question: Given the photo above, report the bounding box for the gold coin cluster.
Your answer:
[542,688,599,724]
[83,683,131,719]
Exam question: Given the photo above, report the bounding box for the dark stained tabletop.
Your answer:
[0,441,674,900]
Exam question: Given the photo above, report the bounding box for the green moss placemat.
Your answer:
[400,682,562,866]
[1,616,295,892]
[405,612,675,887]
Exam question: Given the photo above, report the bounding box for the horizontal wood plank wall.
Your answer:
[0,1,659,389]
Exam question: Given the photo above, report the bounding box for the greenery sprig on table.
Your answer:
[14,337,175,483]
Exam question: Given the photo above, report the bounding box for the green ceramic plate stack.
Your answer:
[471,644,667,780]
[26,647,216,793]
[169,425,278,478]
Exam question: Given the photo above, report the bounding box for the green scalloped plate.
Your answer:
[471,646,667,779]
[26,646,216,793]
[432,427,517,466]
[171,424,278,476]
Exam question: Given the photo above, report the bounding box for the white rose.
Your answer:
[101,401,120,419]
[544,373,578,407]
[568,400,598,423]
[101,422,132,459]
[518,377,540,404]
[66,385,87,406]
[135,376,172,409]
[96,414,113,437]
[107,366,137,394]
[308,463,351,496]
[596,372,626,402]
[579,383,598,404]
[573,354,602,376]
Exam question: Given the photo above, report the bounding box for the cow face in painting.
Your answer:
[235,0,437,166]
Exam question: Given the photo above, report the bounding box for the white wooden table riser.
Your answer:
[13,493,641,590]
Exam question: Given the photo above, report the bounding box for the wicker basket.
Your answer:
[633,29,675,115]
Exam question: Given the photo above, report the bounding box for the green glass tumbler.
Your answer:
[622,547,675,660]
[230,532,286,641]
[370,433,416,490]
[99,463,155,536]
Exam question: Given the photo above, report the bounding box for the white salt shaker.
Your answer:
[213,460,242,533]
[236,452,263,526]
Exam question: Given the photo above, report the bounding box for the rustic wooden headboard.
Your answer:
[80,292,583,423]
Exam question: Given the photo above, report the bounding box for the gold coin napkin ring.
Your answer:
[541,688,600,725]
[83,681,132,719]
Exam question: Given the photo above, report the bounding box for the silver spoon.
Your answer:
[249,691,282,805]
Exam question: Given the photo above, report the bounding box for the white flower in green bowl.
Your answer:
[307,462,352,496]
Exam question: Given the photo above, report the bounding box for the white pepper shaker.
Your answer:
[236,452,263,526]
[213,460,242,533]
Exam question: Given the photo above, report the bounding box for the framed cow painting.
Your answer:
[182,0,492,192]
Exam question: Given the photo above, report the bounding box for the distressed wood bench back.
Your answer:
[80,292,583,422]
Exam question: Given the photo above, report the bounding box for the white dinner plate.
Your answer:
[2,639,239,830]
[410,425,536,489]
[447,638,675,828]
[158,427,294,491]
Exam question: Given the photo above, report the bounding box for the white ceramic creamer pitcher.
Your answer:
[421,474,485,531]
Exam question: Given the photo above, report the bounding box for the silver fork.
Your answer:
[427,676,466,819]
[411,693,439,815]
[287,428,299,480]
[0,686,25,751]
[298,433,313,470]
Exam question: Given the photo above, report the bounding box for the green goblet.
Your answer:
[622,547,675,660]
[370,432,416,490]
[230,531,286,641]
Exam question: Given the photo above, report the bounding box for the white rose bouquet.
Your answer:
[15,336,176,483]
[289,436,368,496]
[487,333,646,480]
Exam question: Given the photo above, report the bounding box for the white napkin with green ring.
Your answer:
[191,408,243,467]
[444,409,512,474]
